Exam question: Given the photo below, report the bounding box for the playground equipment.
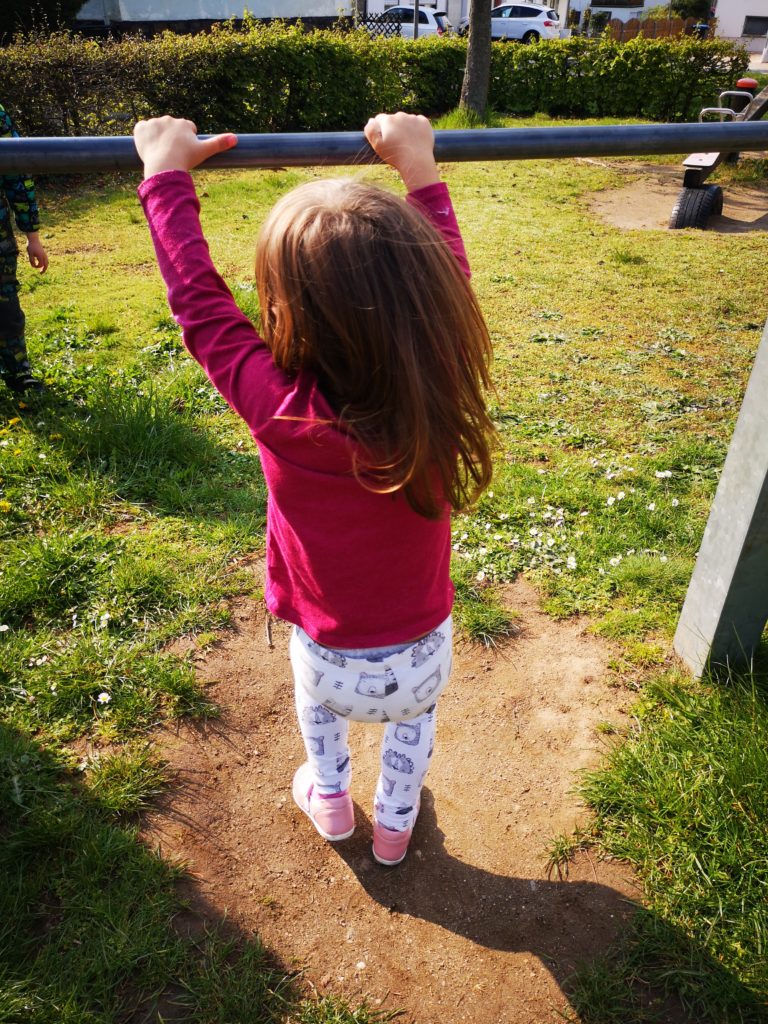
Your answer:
[670,78,768,229]
[2,118,766,678]
[3,121,768,175]
[674,318,768,677]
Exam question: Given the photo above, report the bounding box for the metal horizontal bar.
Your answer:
[2,121,768,174]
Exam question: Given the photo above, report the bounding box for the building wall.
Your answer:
[712,0,768,43]
[76,0,120,20]
[366,0,465,24]
[76,0,350,21]
[567,1,644,25]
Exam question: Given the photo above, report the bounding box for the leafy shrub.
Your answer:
[489,34,747,120]
[1,24,747,136]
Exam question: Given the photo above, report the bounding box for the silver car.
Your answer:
[459,3,560,43]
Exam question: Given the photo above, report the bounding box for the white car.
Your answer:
[373,6,452,37]
[458,3,560,43]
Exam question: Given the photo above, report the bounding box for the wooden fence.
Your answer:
[607,17,715,42]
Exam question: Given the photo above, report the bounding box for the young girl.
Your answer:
[134,111,494,866]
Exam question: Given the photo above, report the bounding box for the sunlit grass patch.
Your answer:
[0,725,296,1024]
[543,827,591,881]
[293,996,401,1023]
[577,671,768,1019]
[452,576,519,647]
[2,628,214,743]
[434,106,506,129]
[451,553,520,647]
[83,744,172,816]
[0,530,114,628]
[170,931,294,1023]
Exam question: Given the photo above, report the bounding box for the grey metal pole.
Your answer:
[414,0,420,39]
[2,122,768,174]
[673,320,768,677]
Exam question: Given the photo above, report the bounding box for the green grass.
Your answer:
[2,725,389,1023]
[2,114,768,1020]
[434,107,507,129]
[569,672,768,1022]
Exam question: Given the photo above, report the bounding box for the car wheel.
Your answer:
[668,185,724,230]
[522,30,540,43]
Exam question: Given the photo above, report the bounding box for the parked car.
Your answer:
[458,3,560,43]
[370,6,452,38]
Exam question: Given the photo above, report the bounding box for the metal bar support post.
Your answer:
[674,320,768,677]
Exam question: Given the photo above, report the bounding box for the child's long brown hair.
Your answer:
[255,177,495,520]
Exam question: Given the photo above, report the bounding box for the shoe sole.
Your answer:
[372,846,408,866]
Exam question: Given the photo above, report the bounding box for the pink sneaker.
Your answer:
[372,822,413,866]
[372,800,420,866]
[292,763,354,841]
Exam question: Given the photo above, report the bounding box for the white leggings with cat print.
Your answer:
[290,616,452,833]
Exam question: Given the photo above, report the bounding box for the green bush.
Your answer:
[1,24,747,136]
[488,34,747,120]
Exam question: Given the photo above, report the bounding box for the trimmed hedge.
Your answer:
[1,24,748,137]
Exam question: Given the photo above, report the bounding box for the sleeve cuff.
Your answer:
[406,181,450,205]
[137,168,194,201]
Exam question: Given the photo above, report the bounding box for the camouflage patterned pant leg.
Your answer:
[0,246,31,380]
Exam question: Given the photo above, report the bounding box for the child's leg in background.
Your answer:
[0,243,33,386]
[294,676,352,796]
[375,702,436,832]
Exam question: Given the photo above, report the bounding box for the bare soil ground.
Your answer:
[584,160,768,232]
[143,572,643,1023]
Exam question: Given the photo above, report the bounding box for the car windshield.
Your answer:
[435,14,451,29]
[547,9,558,17]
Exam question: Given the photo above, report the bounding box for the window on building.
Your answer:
[743,16,768,35]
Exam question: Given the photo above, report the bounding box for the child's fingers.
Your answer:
[364,117,383,149]
[195,133,238,164]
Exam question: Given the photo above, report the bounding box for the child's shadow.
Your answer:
[337,790,763,1018]
[336,786,762,1021]
[337,788,635,975]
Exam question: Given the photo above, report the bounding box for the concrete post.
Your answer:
[673,319,768,677]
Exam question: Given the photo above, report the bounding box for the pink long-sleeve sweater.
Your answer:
[138,171,471,647]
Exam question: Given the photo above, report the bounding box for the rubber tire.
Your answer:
[522,30,540,43]
[668,184,724,230]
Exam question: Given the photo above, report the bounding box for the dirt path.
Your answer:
[584,160,768,232]
[143,575,640,1023]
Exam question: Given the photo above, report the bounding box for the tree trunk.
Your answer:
[460,0,492,117]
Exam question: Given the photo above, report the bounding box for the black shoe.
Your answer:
[4,373,45,394]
